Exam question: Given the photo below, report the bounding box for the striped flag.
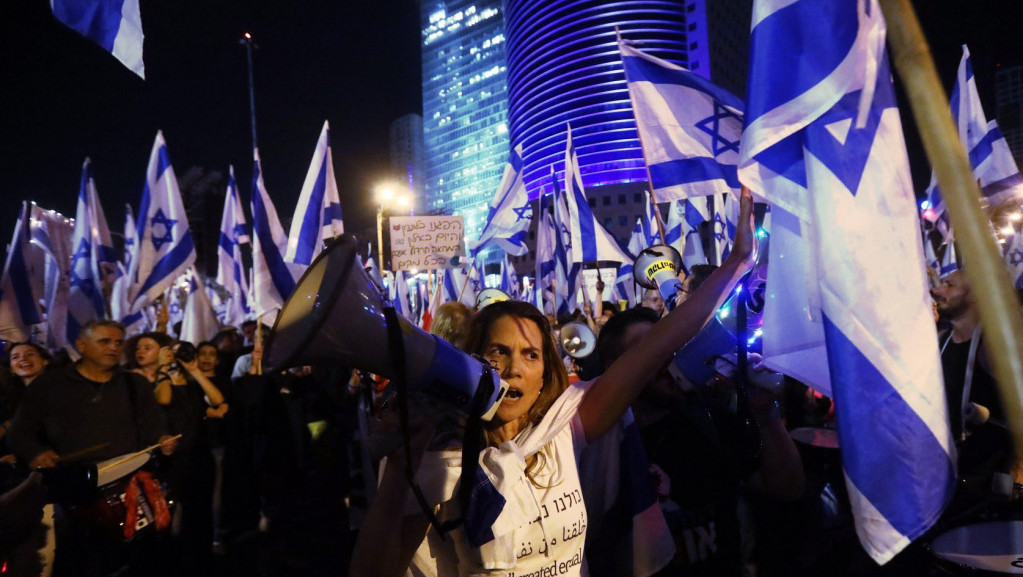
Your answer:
[128,131,196,313]
[641,192,661,247]
[67,158,117,343]
[389,269,412,321]
[563,125,631,264]
[1003,230,1023,288]
[926,46,1023,218]
[499,255,520,299]
[250,149,304,320]
[739,0,954,562]
[0,203,44,342]
[474,145,533,257]
[620,40,743,202]
[216,166,251,327]
[111,204,147,334]
[286,121,344,266]
[30,205,75,352]
[666,199,708,274]
[51,0,145,78]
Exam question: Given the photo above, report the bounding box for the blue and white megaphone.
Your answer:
[264,234,507,420]
[634,244,686,311]
[670,233,769,388]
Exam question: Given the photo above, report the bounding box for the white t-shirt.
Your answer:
[408,412,589,577]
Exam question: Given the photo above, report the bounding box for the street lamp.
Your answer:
[375,183,412,271]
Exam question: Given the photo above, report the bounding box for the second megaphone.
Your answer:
[264,235,507,420]
[635,245,686,311]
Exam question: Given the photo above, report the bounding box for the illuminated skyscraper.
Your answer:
[420,0,509,242]
[504,0,750,199]
[389,113,425,213]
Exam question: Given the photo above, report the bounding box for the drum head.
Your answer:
[790,427,840,449]
[932,521,1023,574]
[95,452,151,487]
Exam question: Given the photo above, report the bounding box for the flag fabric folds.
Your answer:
[926,45,1023,218]
[51,0,145,78]
[473,145,533,257]
[250,149,304,320]
[30,205,75,352]
[127,132,196,314]
[739,0,954,563]
[620,41,744,202]
[216,166,251,327]
[180,268,221,345]
[0,203,44,342]
[563,125,630,264]
[286,121,344,266]
[67,158,117,343]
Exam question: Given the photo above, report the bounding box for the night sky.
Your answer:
[0,0,1021,254]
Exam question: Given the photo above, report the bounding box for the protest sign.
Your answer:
[389,216,465,271]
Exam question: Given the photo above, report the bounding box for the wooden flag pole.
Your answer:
[881,0,1023,454]
[457,259,477,303]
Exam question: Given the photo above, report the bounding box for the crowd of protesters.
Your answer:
[0,244,1017,576]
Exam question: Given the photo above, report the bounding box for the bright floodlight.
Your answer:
[375,184,395,204]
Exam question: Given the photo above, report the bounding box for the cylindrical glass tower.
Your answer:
[504,0,690,196]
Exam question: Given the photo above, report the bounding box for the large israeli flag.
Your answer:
[250,149,304,320]
[286,121,344,266]
[51,0,145,78]
[739,0,954,563]
[128,132,195,313]
[0,203,44,342]
[473,145,533,257]
[67,158,117,343]
[620,41,743,202]
[216,166,251,327]
[564,125,630,264]
[926,45,1023,218]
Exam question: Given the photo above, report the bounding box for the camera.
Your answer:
[174,342,197,364]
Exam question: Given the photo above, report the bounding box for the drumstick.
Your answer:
[96,435,183,475]
[56,443,110,462]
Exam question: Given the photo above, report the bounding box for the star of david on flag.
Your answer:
[127,132,195,312]
[286,120,344,266]
[473,144,532,257]
[620,40,743,202]
[217,166,252,327]
[739,0,953,563]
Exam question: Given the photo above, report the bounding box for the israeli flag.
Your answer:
[67,158,117,343]
[286,121,344,266]
[711,193,735,265]
[0,203,44,342]
[250,149,304,320]
[926,45,1023,218]
[499,255,520,299]
[127,132,195,313]
[51,0,145,78]
[564,125,630,264]
[542,178,579,316]
[620,41,743,202]
[1003,231,1023,289]
[216,166,251,327]
[627,218,649,257]
[473,145,533,257]
[180,268,220,345]
[389,269,412,321]
[28,205,75,352]
[442,266,477,307]
[641,191,661,247]
[739,0,954,563]
[666,199,708,273]
[111,204,147,333]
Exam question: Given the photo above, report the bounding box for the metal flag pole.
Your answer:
[240,32,259,151]
[880,0,1023,454]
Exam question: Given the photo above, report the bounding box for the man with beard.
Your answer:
[931,268,1014,501]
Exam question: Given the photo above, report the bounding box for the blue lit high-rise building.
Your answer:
[420,0,509,243]
[505,0,750,204]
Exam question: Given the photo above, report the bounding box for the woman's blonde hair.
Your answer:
[429,301,473,349]
[464,300,569,484]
